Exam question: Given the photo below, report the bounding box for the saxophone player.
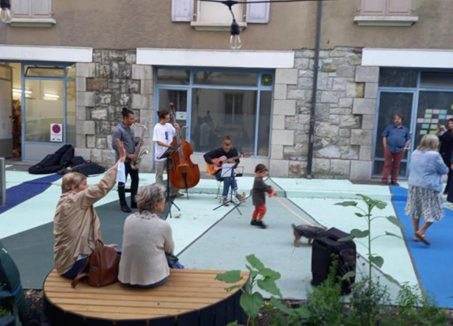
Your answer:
[112,108,140,213]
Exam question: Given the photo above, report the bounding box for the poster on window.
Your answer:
[50,123,63,142]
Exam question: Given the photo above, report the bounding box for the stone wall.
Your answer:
[75,50,154,171]
[270,47,378,180]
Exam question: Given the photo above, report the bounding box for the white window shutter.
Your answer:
[386,0,411,15]
[246,0,270,24]
[32,0,52,17]
[360,0,386,15]
[11,0,31,18]
[172,0,194,22]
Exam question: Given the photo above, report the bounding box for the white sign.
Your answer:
[50,123,63,142]
[176,111,187,120]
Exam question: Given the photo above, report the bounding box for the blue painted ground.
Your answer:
[0,174,62,214]
[391,186,453,308]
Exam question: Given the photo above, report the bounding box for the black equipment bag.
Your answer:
[28,145,74,175]
[311,228,356,295]
[70,162,106,176]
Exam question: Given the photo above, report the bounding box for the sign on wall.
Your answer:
[50,123,63,142]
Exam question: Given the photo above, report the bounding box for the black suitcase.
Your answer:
[311,227,356,295]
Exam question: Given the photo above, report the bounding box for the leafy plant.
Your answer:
[215,254,310,326]
[336,194,404,289]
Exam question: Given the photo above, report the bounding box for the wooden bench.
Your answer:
[43,269,249,326]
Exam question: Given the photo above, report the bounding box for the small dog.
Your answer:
[292,224,327,247]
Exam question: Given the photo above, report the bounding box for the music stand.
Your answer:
[213,163,243,215]
[158,144,181,219]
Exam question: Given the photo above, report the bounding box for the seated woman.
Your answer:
[119,184,182,289]
[54,140,125,278]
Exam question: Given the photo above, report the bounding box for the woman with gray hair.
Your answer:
[118,184,182,288]
[406,135,448,245]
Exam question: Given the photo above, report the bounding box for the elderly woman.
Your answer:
[119,184,182,289]
[54,140,125,278]
[406,135,449,246]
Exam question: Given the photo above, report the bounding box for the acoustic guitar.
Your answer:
[206,152,252,176]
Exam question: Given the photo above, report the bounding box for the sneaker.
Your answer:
[381,180,388,185]
[250,220,259,226]
[235,193,246,203]
[121,204,132,213]
[222,197,230,206]
[257,221,267,229]
[390,181,399,186]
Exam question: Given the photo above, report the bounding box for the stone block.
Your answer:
[316,145,341,158]
[120,94,132,107]
[119,63,132,79]
[76,92,95,107]
[76,77,86,92]
[91,149,102,164]
[77,121,95,135]
[348,54,362,66]
[107,135,113,150]
[365,82,378,99]
[125,52,137,65]
[298,70,314,78]
[276,69,298,85]
[339,98,353,108]
[76,134,85,148]
[300,50,315,58]
[74,147,91,161]
[273,100,296,116]
[346,82,364,98]
[139,151,153,172]
[313,158,330,175]
[329,114,340,125]
[320,64,337,73]
[270,160,289,178]
[132,65,153,80]
[86,135,95,148]
[76,106,86,121]
[333,78,348,91]
[362,114,376,130]
[350,161,372,180]
[353,98,377,115]
[317,73,329,90]
[287,89,305,100]
[98,64,111,79]
[272,115,285,130]
[86,78,102,92]
[339,115,361,128]
[109,51,125,61]
[96,137,108,149]
[274,84,287,100]
[294,58,310,69]
[337,66,355,78]
[102,149,116,165]
[271,144,283,160]
[96,94,112,106]
[339,128,350,137]
[272,130,294,146]
[330,108,352,115]
[330,49,347,58]
[340,146,359,159]
[359,145,372,161]
[351,129,373,146]
[320,91,339,104]
[140,79,152,95]
[330,159,350,176]
[355,66,379,83]
[315,122,339,139]
[92,51,102,63]
[132,94,151,109]
[76,63,95,78]
[289,161,307,178]
[298,77,313,89]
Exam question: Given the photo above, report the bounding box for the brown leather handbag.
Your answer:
[71,240,120,288]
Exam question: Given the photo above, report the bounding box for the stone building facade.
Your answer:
[73,47,378,180]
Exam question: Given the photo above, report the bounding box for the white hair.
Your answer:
[136,184,166,213]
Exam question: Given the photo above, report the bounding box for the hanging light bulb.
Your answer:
[230,19,242,50]
[0,0,12,23]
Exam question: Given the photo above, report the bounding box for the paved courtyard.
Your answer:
[1,168,452,307]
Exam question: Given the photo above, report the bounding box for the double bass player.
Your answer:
[153,110,184,198]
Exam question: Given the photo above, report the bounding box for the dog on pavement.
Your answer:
[292,224,327,247]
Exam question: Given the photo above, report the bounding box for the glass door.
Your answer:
[373,91,415,177]
[0,65,13,157]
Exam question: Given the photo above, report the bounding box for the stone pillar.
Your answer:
[75,50,155,172]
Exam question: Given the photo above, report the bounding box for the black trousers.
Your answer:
[118,161,139,206]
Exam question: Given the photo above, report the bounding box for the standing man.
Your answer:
[153,110,183,198]
[112,108,140,213]
[437,119,453,194]
[204,135,246,206]
[382,114,411,186]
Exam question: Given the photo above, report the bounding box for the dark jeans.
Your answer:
[61,257,89,279]
[215,171,238,198]
[118,161,139,206]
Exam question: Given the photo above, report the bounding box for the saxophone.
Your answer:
[130,123,149,170]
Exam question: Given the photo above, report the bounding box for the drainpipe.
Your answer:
[306,0,323,179]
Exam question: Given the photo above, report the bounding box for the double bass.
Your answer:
[168,102,201,190]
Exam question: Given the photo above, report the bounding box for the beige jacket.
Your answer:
[53,164,118,274]
[118,211,175,286]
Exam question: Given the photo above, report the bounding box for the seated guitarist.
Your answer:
[204,135,246,206]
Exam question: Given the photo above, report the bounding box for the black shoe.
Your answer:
[131,202,138,209]
[257,221,267,229]
[250,220,259,226]
[121,204,131,213]
[390,181,400,186]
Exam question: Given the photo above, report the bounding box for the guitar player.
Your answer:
[203,135,246,206]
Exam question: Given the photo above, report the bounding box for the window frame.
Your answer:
[359,0,412,16]
[154,66,274,158]
[11,0,53,18]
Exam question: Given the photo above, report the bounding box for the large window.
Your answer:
[156,68,274,157]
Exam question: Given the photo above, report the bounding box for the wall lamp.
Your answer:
[0,0,11,23]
